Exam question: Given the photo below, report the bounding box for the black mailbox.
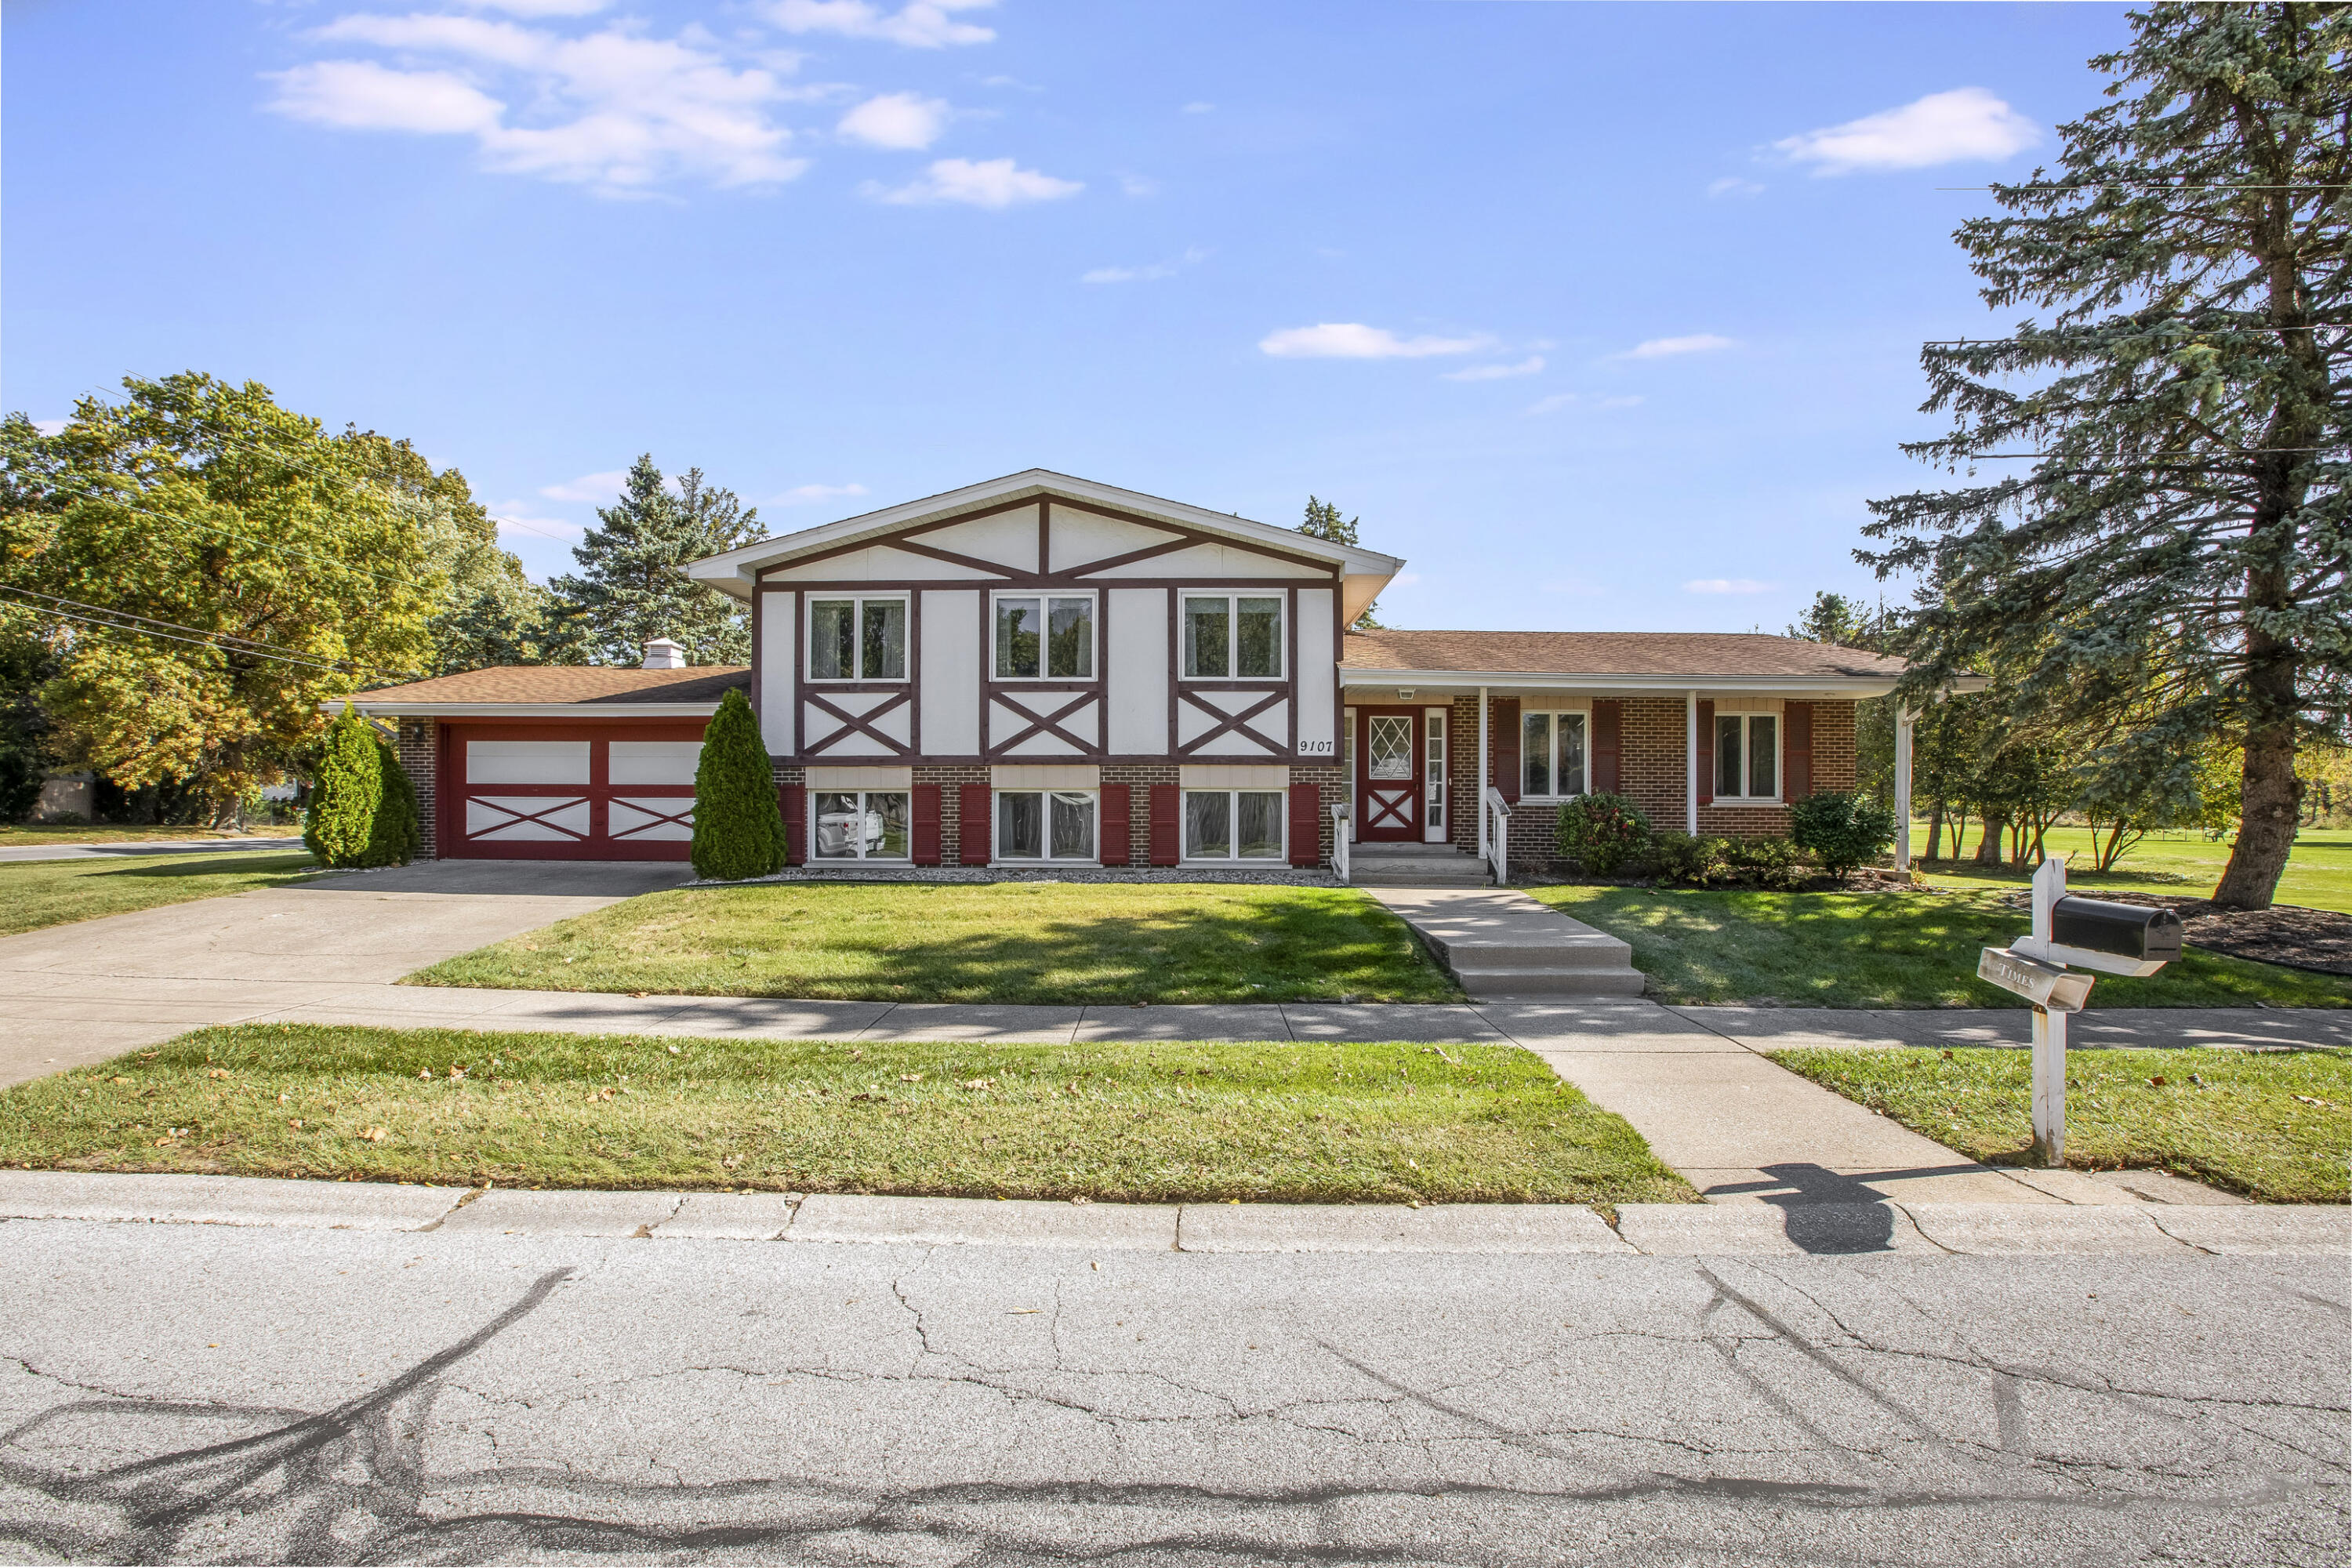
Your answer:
[2052,897,2183,964]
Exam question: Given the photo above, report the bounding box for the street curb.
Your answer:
[1,1171,2343,1257]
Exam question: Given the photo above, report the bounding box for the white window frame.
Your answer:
[1180,593,1285,681]
[805,594,909,684]
[809,789,912,861]
[1424,708,1449,837]
[1341,706,1358,842]
[1180,788,1287,863]
[992,788,1101,864]
[989,590,1098,682]
[1518,709,1591,800]
[1712,712,1783,804]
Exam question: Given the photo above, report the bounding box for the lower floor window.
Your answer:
[1184,789,1283,860]
[1715,713,1780,801]
[814,790,908,859]
[998,789,1096,861]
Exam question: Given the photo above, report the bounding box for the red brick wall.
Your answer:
[397,720,438,860]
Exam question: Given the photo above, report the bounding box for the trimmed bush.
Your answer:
[304,706,383,869]
[1555,793,1652,876]
[1789,789,1898,883]
[691,686,786,881]
[369,739,422,866]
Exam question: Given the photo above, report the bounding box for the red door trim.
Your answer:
[1355,706,1422,843]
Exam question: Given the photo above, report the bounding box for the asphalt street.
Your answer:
[1,1218,2343,1565]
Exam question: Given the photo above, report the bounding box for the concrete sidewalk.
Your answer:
[2,1170,2339,1257]
[0,835,307,864]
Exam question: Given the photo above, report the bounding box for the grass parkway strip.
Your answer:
[1771,1045,2352,1203]
[408,881,1463,1005]
[0,1024,1694,1205]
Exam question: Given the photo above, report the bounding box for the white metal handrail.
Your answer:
[1481,786,1511,886]
[1330,803,1351,883]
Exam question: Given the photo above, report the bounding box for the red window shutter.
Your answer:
[912,783,942,865]
[1696,700,1715,807]
[779,784,806,865]
[1784,702,1813,802]
[1490,698,1522,804]
[1149,783,1180,866]
[1287,782,1319,866]
[957,782,990,866]
[1098,782,1132,865]
[1592,699,1623,795]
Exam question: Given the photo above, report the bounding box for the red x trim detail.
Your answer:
[466,796,590,840]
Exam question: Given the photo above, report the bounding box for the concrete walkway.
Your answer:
[0,835,307,863]
[1367,886,1646,997]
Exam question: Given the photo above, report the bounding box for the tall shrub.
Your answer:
[1789,790,1897,884]
[1555,793,1652,877]
[691,687,784,881]
[368,739,422,866]
[304,706,383,868]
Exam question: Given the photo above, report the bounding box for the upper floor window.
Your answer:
[808,597,906,681]
[994,594,1094,680]
[1183,594,1283,679]
[1715,712,1780,801]
[1522,711,1588,799]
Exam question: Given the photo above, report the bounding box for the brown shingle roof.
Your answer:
[347,666,750,706]
[1341,630,1906,681]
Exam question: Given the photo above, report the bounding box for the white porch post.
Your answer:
[1684,690,1699,834]
[1476,686,1490,858]
[1894,707,1915,870]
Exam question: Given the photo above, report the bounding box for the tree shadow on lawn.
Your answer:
[79,854,319,884]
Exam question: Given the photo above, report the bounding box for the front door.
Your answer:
[1356,708,1421,841]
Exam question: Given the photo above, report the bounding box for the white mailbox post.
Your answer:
[1976,857,2183,1166]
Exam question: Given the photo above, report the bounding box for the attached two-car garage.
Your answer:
[437,720,708,861]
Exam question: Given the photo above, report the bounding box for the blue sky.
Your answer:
[5,0,2133,633]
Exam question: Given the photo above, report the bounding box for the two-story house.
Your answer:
[341,470,1921,874]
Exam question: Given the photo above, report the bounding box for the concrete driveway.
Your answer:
[0,859,690,1086]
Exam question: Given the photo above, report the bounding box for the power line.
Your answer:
[0,586,363,669]
[1956,447,2334,459]
[1936,181,2350,191]
[0,593,369,676]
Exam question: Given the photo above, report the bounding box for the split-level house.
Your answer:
[341,470,1921,874]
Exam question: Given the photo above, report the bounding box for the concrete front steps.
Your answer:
[1367,887,1648,1000]
[1347,841,1492,887]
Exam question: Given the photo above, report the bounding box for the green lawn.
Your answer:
[0,1024,1695,1204]
[1912,823,2351,914]
[1523,884,2352,1009]
[409,881,1462,1004]
[0,825,295,847]
[1771,1045,2351,1203]
[0,851,323,938]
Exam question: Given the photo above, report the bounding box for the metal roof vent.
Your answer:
[641,638,687,670]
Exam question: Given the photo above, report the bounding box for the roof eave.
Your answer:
[1338,668,1921,696]
[325,702,728,718]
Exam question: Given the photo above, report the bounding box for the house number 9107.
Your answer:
[1297,739,1335,756]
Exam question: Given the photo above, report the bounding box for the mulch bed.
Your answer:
[1999,889,2352,978]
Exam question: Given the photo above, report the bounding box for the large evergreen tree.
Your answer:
[552,455,761,667]
[1299,495,1385,629]
[1862,3,2348,909]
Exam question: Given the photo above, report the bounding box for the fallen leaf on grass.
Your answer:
[960,1078,993,1091]
[360,1127,390,1143]
[899,1073,925,1083]
[206,1068,230,1080]
[2295,1094,2334,1109]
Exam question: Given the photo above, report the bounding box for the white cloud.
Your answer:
[1707,176,1764,198]
[775,481,869,505]
[1441,355,1544,382]
[869,156,1080,206]
[1775,86,2039,175]
[1684,578,1775,594]
[767,0,996,48]
[1258,323,1491,360]
[1618,334,1734,360]
[1181,100,1214,114]
[1526,393,1577,415]
[463,0,610,14]
[31,419,67,437]
[837,91,949,149]
[1116,172,1159,198]
[539,469,630,503]
[267,60,502,134]
[1081,245,1206,284]
[268,14,808,194]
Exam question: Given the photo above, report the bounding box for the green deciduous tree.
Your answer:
[1862,3,2350,909]
[553,456,760,667]
[690,687,786,880]
[0,375,440,825]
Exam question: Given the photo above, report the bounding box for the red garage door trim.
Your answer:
[439,720,710,861]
